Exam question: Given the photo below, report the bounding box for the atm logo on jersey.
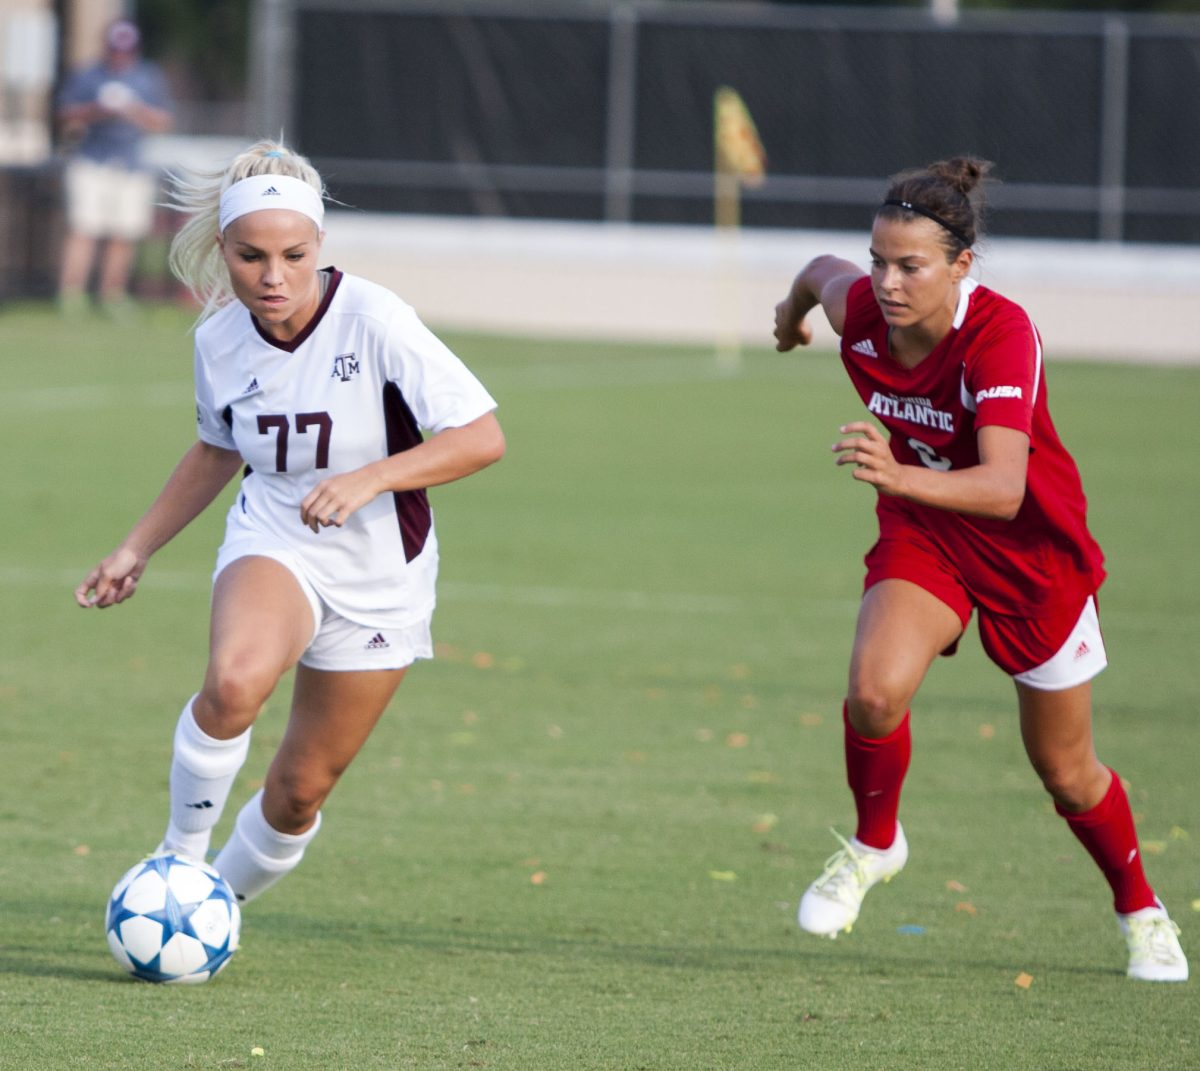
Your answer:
[867,391,955,432]
[331,353,360,382]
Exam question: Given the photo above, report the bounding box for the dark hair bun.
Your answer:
[880,156,994,254]
[927,156,992,198]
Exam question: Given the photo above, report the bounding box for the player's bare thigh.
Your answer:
[262,663,408,833]
[195,556,317,737]
[847,578,964,737]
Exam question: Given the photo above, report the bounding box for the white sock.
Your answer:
[213,789,322,903]
[161,696,252,861]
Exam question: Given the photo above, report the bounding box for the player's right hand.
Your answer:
[773,293,814,351]
[75,546,146,609]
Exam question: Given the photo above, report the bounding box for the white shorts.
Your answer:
[64,158,157,240]
[214,526,433,674]
[1012,595,1108,691]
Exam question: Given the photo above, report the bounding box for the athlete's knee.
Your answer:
[263,765,337,833]
[1031,754,1108,812]
[846,681,909,738]
[197,654,281,734]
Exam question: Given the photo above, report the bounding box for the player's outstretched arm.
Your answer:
[300,411,505,533]
[773,255,864,351]
[75,441,244,608]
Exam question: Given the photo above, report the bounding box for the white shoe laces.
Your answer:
[1127,915,1184,965]
[812,830,870,904]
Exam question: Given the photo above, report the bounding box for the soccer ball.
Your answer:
[105,852,240,984]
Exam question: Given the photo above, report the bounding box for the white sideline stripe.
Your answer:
[4,566,834,616]
[10,382,192,412]
[16,565,1192,629]
[10,566,209,593]
[488,355,751,392]
[9,358,748,415]
[438,581,750,614]
[10,361,717,413]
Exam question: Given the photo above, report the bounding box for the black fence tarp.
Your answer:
[629,21,1105,235]
[286,2,1200,242]
[298,11,611,219]
[0,165,64,301]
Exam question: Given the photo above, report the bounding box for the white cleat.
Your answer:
[1119,901,1189,982]
[150,842,207,864]
[798,825,908,938]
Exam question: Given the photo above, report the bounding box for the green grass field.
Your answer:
[1,302,1197,1069]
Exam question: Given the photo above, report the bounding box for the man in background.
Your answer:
[56,18,173,319]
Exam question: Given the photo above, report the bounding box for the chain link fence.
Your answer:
[253,0,1200,243]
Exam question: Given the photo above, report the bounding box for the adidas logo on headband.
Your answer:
[218,173,326,232]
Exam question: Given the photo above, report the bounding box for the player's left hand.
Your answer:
[832,421,905,496]
[299,467,383,533]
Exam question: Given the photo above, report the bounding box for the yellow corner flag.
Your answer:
[714,86,766,188]
[712,87,764,371]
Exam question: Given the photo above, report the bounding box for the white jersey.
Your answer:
[194,269,497,627]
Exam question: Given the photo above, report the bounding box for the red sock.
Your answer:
[844,702,910,850]
[1056,768,1157,914]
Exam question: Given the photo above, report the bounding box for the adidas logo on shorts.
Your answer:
[365,632,390,650]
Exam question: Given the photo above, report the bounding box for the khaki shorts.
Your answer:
[64,158,157,240]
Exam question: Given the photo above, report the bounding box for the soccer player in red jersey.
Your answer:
[773,157,1186,981]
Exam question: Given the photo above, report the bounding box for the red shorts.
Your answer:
[864,528,1092,677]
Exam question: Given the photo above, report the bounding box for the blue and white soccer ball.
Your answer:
[105,852,240,984]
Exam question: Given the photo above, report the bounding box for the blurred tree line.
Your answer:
[133,0,251,98]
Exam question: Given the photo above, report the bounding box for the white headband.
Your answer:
[218,173,325,234]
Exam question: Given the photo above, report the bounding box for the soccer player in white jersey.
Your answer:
[75,140,505,906]
[773,157,1186,982]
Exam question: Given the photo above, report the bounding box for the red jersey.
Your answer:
[839,275,1106,618]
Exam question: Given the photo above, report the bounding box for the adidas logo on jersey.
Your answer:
[365,633,390,650]
[851,339,878,358]
[241,377,259,395]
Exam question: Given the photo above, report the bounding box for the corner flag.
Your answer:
[713,86,766,188]
[712,87,765,371]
